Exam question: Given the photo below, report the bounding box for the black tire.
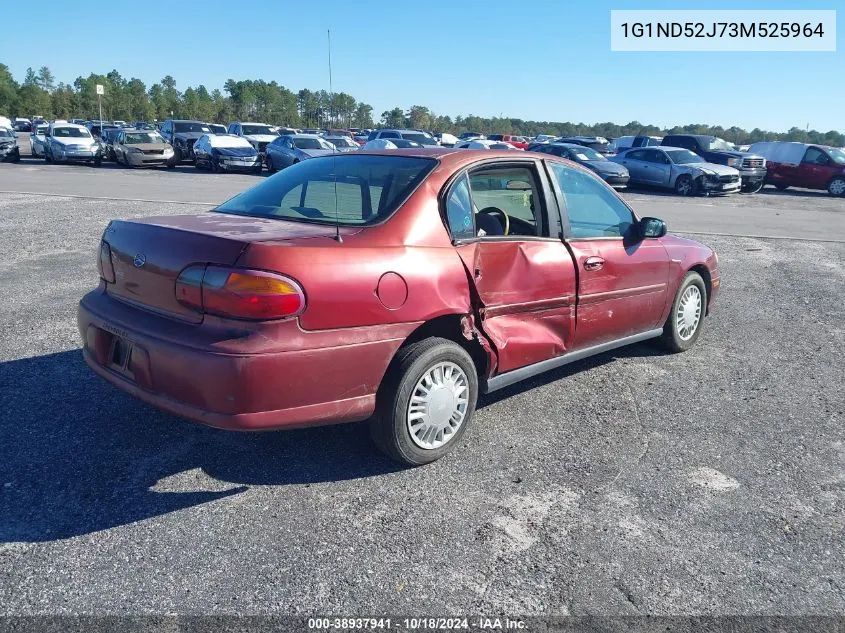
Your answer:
[774,184,789,191]
[370,337,479,466]
[741,179,763,194]
[212,158,222,173]
[12,150,20,163]
[659,271,707,353]
[93,157,102,167]
[267,155,277,173]
[44,148,51,163]
[166,162,175,169]
[827,177,845,197]
[674,174,695,196]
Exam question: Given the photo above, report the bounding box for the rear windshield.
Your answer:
[215,155,436,226]
[400,132,437,145]
[52,127,91,138]
[242,124,276,135]
[174,121,211,133]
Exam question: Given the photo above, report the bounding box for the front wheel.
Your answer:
[370,337,478,466]
[93,157,102,167]
[267,155,277,173]
[659,271,707,353]
[674,174,695,196]
[774,184,789,191]
[828,177,845,197]
[741,179,763,194]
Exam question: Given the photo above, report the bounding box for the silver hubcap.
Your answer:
[676,285,702,341]
[830,179,845,195]
[407,362,469,450]
[677,178,691,195]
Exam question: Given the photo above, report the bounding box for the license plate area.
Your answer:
[110,337,133,375]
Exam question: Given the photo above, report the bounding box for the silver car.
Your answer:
[610,146,741,196]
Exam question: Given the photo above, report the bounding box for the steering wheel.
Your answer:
[477,206,510,236]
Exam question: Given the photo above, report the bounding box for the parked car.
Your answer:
[113,129,175,168]
[557,136,612,154]
[193,134,262,173]
[265,134,336,172]
[226,122,279,156]
[29,123,50,157]
[78,149,719,465]
[661,135,767,193]
[434,132,458,148]
[13,118,32,132]
[455,139,521,150]
[0,126,21,162]
[487,134,529,150]
[158,119,213,165]
[361,139,424,150]
[611,147,740,196]
[100,127,123,161]
[207,124,227,135]
[42,122,102,166]
[746,142,845,196]
[367,129,439,146]
[324,135,360,152]
[458,131,485,141]
[531,134,557,144]
[534,143,629,188]
[112,120,127,128]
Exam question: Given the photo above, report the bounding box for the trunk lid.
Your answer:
[104,212,345,323]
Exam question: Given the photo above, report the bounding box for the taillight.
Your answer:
[98,240,115,283]
[175,265,305,321]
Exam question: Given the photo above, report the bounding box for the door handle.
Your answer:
[584,256,605,271]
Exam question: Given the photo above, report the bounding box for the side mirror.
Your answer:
[640,216,667,238]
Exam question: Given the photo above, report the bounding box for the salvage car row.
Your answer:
[3,119,845,197]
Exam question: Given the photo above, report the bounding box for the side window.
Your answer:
[803,147,829,165]
[626,149,647,161]
[643,149,666,164]
[468,165,542,237]
[444,174,475,240]
[550,163,634,239]
[382,131,400,139]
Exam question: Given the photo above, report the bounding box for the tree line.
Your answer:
[1,64,843,147]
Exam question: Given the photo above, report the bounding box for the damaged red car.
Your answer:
[78,148,720,465]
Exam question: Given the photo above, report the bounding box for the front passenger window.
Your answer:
[550,163,634,239]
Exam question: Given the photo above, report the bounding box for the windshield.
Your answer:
[174,122,211,133]
[216,155,436,226]
[827,147,845,164]
[667,149,705,164]
[400,133,437,146]
[569,146,604,161]
[706,137,735,151]
[124,132,165,144]
[242,124,276,135]
[52,127,92,138]
[208,125,226,134]
[293,137,331,150]
[327,137,356,148]
[0,129,13,138]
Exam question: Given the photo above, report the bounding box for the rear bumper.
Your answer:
[78,290,415,431]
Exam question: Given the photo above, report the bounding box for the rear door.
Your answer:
[616,149,649,183]
[643,149,672,187]
[443,159,578,374]
[547,161,670,349]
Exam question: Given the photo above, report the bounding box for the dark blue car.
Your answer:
[192,134,262,173]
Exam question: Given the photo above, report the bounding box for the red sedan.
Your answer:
[78,148,719,465]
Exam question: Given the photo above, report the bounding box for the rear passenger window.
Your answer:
[445,174,475,240]
[550,163,634,239]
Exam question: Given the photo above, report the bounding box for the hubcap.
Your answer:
[407,361,469,450]
[678,179,691,195]
[830,179,845,196]
[676,285,702,341]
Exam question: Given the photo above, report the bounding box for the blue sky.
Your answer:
[3,0,842,132]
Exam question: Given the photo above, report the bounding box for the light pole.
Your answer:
[96,84,104,126]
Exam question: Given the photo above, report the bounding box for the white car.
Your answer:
[42,122,103,165]
[455,139,523,150]
[227,122,280,156]
[323,136,360,152]
[29,123,50,157]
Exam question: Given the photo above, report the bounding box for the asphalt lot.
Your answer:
[0,161,843,617]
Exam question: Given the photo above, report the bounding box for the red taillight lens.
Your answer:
[98,241,115,283]
[175,265,305,321]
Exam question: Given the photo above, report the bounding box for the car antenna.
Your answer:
[328,28,342,243]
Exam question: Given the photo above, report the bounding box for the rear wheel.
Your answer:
[828,177,845,197]
[674,174,695,196]
[774,184,789,191]
[659,271,706,353]
[741,179,763,194]
[370,337,478,466]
